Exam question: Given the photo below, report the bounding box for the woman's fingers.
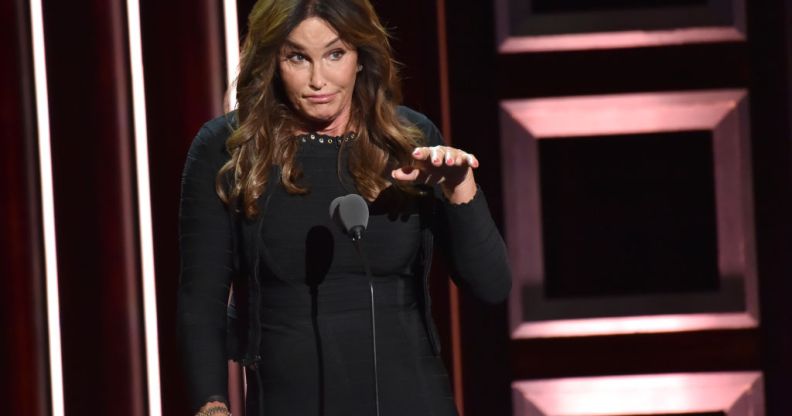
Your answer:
[411,146,446,167]
[467,153,479,168]
[412,146,479,168]
[391,167,421,182]
[393,146,478,187]
[411,147,431,161]
[391,166,442,185]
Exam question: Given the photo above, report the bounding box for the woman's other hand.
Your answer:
[195,401,231,416]
[391,146,479,204]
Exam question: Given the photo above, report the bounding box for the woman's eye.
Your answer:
[287,53,306,62]
[328,50,345,60]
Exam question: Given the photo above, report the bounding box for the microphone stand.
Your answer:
[351,229,380,416]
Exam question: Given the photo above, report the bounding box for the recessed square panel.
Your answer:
[494,0,746,52]
[500,90,757,338]
[540,132,719,299]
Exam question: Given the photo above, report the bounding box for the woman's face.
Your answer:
[279,17,359,131]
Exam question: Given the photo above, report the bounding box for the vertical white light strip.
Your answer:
[125,0,162,415]
[223,0,240,110]
[29,1,64,415]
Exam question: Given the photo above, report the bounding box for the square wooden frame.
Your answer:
[500,89,757,338]
[494,0,746,52]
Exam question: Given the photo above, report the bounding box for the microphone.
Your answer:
[329,194,369,241]
[328,193,380,416]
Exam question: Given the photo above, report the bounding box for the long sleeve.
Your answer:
[435,187,512,303]
[406,108,512,303]
[177,120,234,412]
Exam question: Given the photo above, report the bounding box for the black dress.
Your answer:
[245,132,458,416]
[177,107,511,415]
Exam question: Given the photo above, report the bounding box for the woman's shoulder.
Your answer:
[396,106,444,146]
[187,111,238,164]
[396,105,433,130]
[194,111,238,146]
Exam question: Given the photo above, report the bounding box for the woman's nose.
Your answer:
[309,64,326,90]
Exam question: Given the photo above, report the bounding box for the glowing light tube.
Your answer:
[125,0,162,414]
[223,0,240,110]
[29,0,64,414]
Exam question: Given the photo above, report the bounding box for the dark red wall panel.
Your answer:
[0,1,49,415]
[42,0,145,414]
[139,0,225,414]
[443,1,513,415]
[747,0,792,414]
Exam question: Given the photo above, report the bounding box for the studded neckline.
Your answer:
[295,131,357,146]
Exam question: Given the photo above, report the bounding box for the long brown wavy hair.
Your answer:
[217,0,424,219]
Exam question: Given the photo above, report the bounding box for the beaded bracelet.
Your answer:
[196,406,231,416]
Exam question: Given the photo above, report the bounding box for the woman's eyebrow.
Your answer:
[282,39,303,50]
[323,37,341,47]
[283,36,342,50]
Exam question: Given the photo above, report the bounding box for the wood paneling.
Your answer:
[512,371,762,416]
[511,329,759,380]
[41,0,145,414]
[138,0,225,414]
[501,90,758,339]
[444,0,789,414]
[444,1,513,414]
[496,44,749,100]
[746,0,792,414]
[0,0,49,415]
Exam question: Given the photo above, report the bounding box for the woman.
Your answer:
[177,0,511,415]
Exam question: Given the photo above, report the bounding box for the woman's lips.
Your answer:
[304,93,336,104]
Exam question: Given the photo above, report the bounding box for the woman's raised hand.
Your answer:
[391,145,479,204]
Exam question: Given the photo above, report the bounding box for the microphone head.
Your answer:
[329,195,343,220]
[329,194,369,239]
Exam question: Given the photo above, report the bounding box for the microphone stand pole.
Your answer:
[352,234,380,416]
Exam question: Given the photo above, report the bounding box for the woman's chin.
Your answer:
[308,112,334,122]
[303,109,340,125]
